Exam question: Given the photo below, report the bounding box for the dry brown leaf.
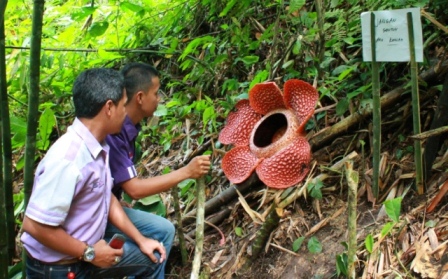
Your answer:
[411,238,440,278]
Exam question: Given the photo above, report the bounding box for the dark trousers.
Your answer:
[26,255,94,279]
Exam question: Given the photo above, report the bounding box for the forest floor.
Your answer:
[150,127,448,279]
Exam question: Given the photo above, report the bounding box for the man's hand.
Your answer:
[186,155,211,179]
[138,238,166,263]
[91,239,123,268]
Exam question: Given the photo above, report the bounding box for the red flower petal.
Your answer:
[222,146,262,184]
[283,79,318,132]
[249,82,286,115]
[255,137,311,189]
[219,100,262,146]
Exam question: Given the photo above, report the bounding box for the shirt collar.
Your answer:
[122,115,141,142]
[70,118,109,159]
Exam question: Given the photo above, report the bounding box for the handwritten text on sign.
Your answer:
[361,8,423,62]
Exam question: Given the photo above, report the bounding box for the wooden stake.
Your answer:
[407,12,425,194]
[371,12,381,200]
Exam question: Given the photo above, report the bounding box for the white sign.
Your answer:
[361,8,423,62]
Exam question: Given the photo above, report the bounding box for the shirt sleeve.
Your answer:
[25,158,79,226]
[106,134,137,185]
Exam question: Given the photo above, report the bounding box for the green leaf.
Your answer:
[292,38,302,54]
[88,21,109,37]
[292,236,305,252]
[365,234,374,253]
[235,55,259,66]
[97,48,124,60]
[307,236,322,254]
[335,253,348,276]
[249,70,269,89]
[307,180,323,199]
[235,227,243,237]
[425,220,437,228]
[154,104,168,117]
[38,108,55,151]
[282,60,294,69]
[381,222,394,237]
[336,98,349,116]
[337,67,354,81]
[8,261,23,278]
[220,0,237,17]
[384,197,402,223]
[138,194,162,206]
[178,179,196,197]
[120,1,144,13]
[134,197,166,217]
[71,7,96,21]
[289,0,306,13]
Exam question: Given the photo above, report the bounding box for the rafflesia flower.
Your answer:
[219,79,318,189]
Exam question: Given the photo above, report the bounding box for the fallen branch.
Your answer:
[182,173,263,226]
[410,125,448,140]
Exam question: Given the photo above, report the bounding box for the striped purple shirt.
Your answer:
[106,115,140,198]
[21,118,112,262]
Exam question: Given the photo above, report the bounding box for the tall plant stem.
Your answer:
[241,202,280,271]
[407,12,424,194]
[345,161,358,279]
[0,0,14,265]
[0,0,12,274]
[370,12,381,199]
[171,187,188,265]
[190,177,205,279]
[315,0,326,81]
[22,0,45,275]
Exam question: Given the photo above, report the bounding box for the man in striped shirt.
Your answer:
[106,63,211,278]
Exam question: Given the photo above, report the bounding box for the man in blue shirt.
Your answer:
[106,62,211,278]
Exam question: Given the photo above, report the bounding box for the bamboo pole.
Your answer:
[407,12,424,194]
[0,0,14,264]
[190,177,206,279]
[370,12,381,199]
[22,0,45,275]
[0,1,11,275]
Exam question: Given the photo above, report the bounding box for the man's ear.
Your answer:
[104,100,114,117]
[136,91,144,105]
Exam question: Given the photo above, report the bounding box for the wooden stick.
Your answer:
[345,161,359,279]
[190,177,206,279]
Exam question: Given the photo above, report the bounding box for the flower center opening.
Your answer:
[253,113,287,148]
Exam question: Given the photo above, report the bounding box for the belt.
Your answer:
[26,250,81,265]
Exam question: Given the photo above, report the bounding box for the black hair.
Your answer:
[120,62,160,100]
[72,68,124,118]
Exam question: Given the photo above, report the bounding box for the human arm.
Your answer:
[22,216,121,267]
[122,154,211,200]
[108,194,166,263]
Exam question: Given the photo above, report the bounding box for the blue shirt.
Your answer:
[21,118,112,262]
[106,115,140,198]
